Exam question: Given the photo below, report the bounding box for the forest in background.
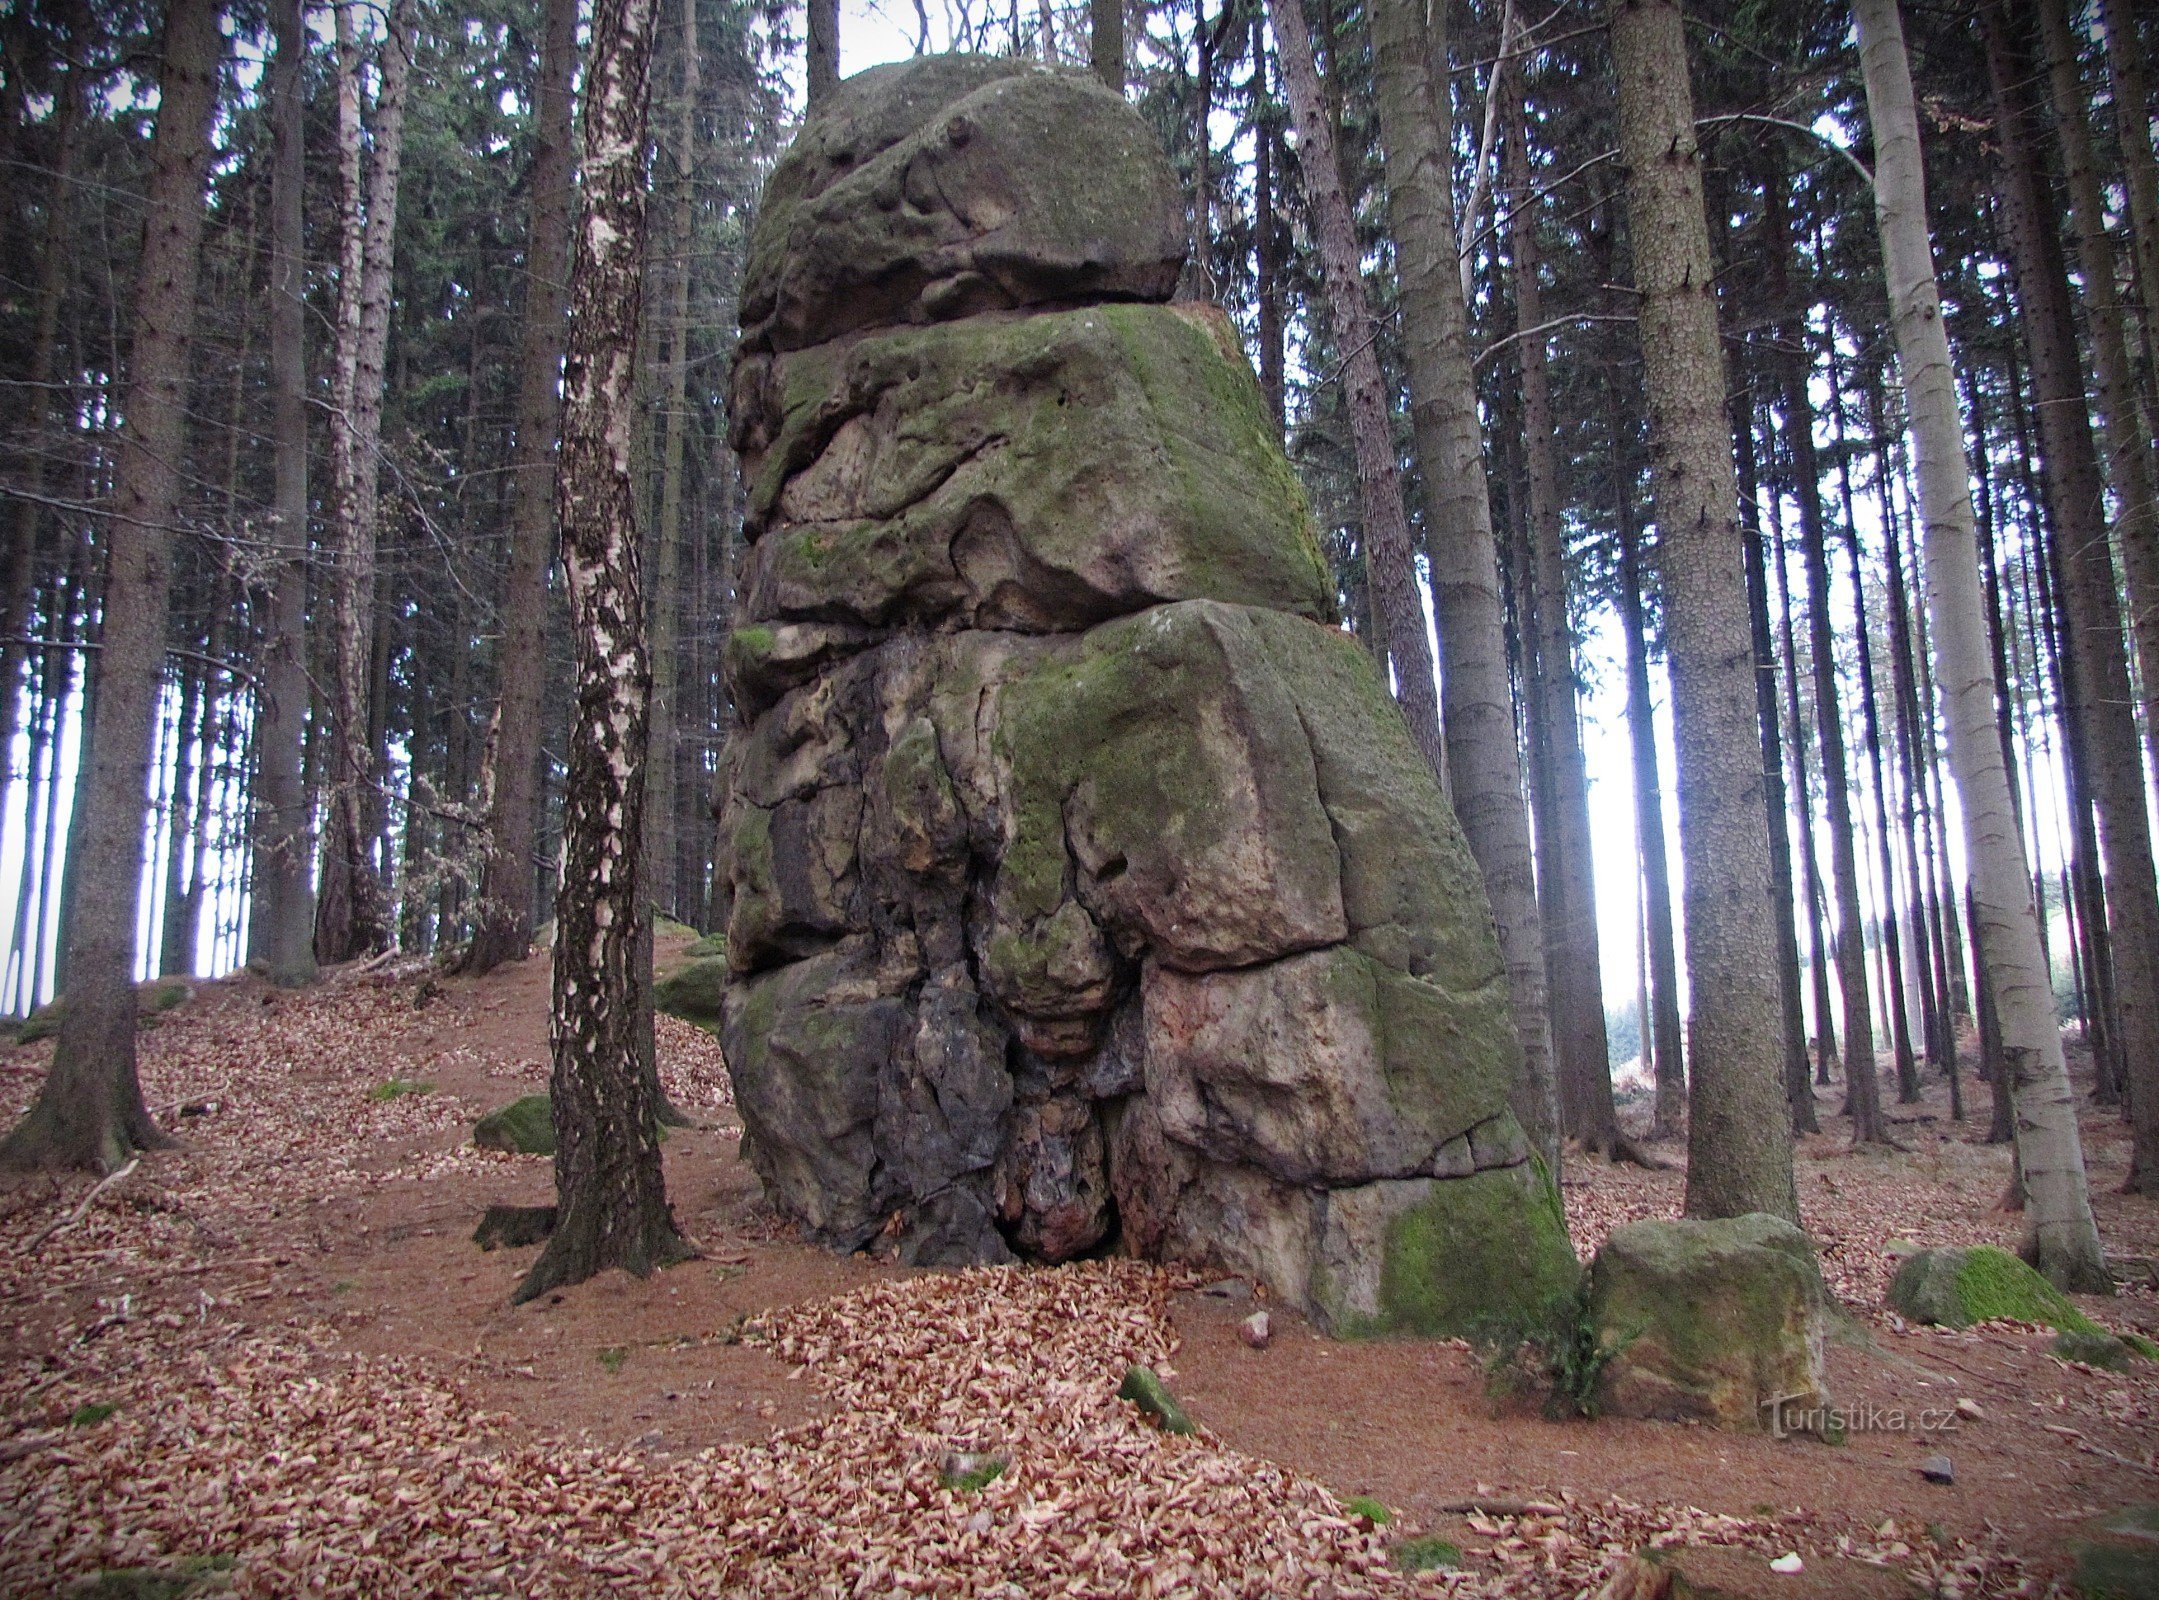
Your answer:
[2,0,2158,1253]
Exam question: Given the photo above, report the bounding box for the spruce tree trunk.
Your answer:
[808,0,841,106]
[1265,0,1448,786]
[1499,94,1614,1154]
[1730,376,1815,1136]
[466,0,578,976]
[1366,0,1559,1170]
[2097,0,2159,387]
[1853,0,2108,1289]
[1986,0,2159,1190]
[1092,0,1123,93]
[646,0,698,925]
[1251,16,1285,436]
[249,0,318,987]
[1610,0,1795,1222]
[1,0,221,1172]
[318,0,416,965]
[516,0,686,1304]
[2039,0,2159,795]
[1770,290,1882,1143]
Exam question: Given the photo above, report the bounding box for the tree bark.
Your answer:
[1766,242,1882,1144]
[2040,0,2159,799]
[1,0,220,1172]
[1500,93,1613,1154]
[318,0,416,965]
[248,0,318,986]
[1987,0,2159,1191]
[1610,0,1795,1222]
[1251,16,1285,435]
[2097,0,2159,389]
[1092,0,1123,93]
[808,0,841,107]
[516,0,686,1304]
[1366,0,1559,1170]
[1854,0,2108,1289]
[1269,0,1447,787]
[466,0,579,976]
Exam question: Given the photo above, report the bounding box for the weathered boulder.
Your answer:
[738,57,1184,354]
[1886,1243,2113,1337]
[654,954,729,1024]
[712,54,1574,1334]
[1588,1215,1832,1433]
[473,1095,555,1156]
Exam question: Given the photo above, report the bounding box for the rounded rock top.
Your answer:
[738,54,1187,354]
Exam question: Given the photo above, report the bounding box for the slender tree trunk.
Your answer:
[1499,95,1614,1153]
[0,48,80,863]
[318,0,415,965]
[1988,0,2159,1189]
[2097,0,2159,388]
[1617,409,1692,1138]
[1611,0,1795,1222]
[516,0,686,1304]
[1191,0,1213,298]
[1266,0,1447,785]
[1365,0,1559,1170]
[247,0,317,986]
[647,0,698,925]
[466,0,578,976]
[1854,0,2108,1289]
[1251,17,1285,436]
[1,0,220,1172]
[1771,298,1882,1142]
[2040,0,2159,798]
[1092,0,1123,93]
[1730,375,1815,1136]
[807,0,840,106]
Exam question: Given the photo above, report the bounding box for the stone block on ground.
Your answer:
[472,1094,555,1156]
[1887,1244,2122,1339]
[1588,1214,1832,1433]
[654,954,729,1024]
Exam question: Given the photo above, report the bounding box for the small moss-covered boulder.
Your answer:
[473,1094,555,1156]
[654,954,729,1024]
[2071,1506,2159,1600]
[1588,1214,1832,1434]
[1888,1244,2108,1334]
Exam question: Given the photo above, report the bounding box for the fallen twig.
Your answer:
[25,1160,139,1253]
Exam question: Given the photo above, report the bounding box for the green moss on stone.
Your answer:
[1360,1164,1579,1341]
[1889,1244,2111,1335]
[2051,1330,2143,1370]
[473,1094,555,1156]
[655,955,730,1023]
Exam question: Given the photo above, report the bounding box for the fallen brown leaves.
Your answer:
[0,977,2124,1596]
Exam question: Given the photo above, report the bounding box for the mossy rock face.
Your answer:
[1587,1214,1832,1433]
[472,1094,555,1156]
[713,61,1554,1322]
[738,57,1184,354]
[732,305,1333,642]
[1312,1158,1580,1340]
[1888,1244,2107,1334]
[654,955,730,1024]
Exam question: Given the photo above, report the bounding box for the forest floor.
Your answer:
[0,935,2155,1598]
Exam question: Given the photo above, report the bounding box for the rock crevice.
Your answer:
[715,55,1576,1334]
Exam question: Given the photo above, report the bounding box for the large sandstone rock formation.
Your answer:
[714,54,1576,1336]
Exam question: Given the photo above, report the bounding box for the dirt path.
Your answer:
[1,943,2153,1596]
